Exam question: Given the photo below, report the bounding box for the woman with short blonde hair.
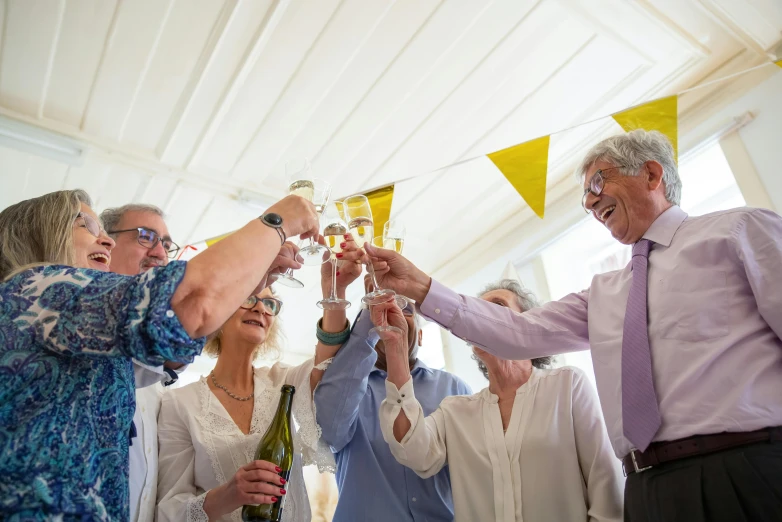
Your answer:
[0,189,319,520]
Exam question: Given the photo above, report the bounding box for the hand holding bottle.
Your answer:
[203,460,286,519]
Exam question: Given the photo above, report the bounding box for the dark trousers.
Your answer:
[625,439,782,521]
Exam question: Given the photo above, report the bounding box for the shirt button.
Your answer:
[412,497,417,502]
[142,406,146,413]
[401,394,405,398]
[434,308,440,314]
[166,310,174,318]
[397,399,401,403]
[146,447,151,454]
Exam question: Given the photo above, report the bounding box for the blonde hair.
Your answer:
[0,189,92,281]
[202,298,285,362]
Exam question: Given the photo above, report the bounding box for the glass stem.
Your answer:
[366,257,382,292]
[329,256,338,300]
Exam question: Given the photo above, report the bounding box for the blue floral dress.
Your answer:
[0,262,205,521]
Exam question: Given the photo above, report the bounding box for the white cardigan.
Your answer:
[380,366,623,522]
[156,360,334,522]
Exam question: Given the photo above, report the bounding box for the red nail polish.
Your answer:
[336,253,343,258]
[271,497,278,503]
[344,233,352,239]
[280,488,286,495]
[340,242,347,248]
[280,478,286,485]
[335,271,340,276]
[275,466,281,472]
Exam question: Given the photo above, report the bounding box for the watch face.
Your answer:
[265,213,283,226]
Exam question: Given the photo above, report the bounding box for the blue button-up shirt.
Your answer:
[315,309,471,521]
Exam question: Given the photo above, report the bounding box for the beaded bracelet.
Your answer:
[316,318,351,346]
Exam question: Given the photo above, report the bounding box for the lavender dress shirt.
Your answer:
[420,206,782,458]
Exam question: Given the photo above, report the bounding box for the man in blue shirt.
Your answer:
[315,262,471,522]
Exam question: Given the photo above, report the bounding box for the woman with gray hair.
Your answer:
[375,279,623,522]
[0,189,318,520]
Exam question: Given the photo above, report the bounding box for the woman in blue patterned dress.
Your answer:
[0,189,319,521]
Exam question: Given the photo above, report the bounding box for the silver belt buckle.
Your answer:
[629,450,653,475]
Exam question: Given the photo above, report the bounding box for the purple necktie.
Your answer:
[622,239,661,452]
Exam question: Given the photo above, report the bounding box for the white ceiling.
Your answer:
[0,0,780,292]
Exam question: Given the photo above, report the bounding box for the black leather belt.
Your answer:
[622,426,782,476]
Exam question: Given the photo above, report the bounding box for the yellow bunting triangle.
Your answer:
[487,135,550,218]
[204,231,233,247]
[364,184,395,237]
[776,59,782,68]
[612,95,678,163]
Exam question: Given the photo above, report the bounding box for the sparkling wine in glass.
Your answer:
[317,202,351,310]
[286,159,331,266]
[383,219,406,254]
[343,196,398,325]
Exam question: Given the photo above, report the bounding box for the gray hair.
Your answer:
[0,189,93,280]
[576,129,682,205]
[100,203,165,234]
[472,279,552,380]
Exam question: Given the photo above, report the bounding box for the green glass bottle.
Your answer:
[242,385,295,522]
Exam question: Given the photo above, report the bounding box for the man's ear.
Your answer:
[645,160,664,192]
[417,329,423,347]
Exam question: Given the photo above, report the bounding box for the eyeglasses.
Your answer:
[75,212,105,238]
[107,227,180,258]
[240,296,283,316]
[582,166,625,213]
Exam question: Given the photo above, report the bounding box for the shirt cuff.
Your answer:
[419,278,462,330]
[384,378,420,446]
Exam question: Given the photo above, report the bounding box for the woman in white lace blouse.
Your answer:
[157,281,352,522]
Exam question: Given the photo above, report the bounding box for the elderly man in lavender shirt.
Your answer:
[365,130,782,522]
[314,238,471,522]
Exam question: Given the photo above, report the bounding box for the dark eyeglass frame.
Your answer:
[582,166,625,213]
[240,296,283,316]
[75,211,105,238]
[107,227,180,258]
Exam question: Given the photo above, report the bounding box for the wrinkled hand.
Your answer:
[204,460,286,519]
[265,195,319,240]
[369,298,409,352]
[269,241,302,276]
[364,243,431,303]
[320,233,363,298]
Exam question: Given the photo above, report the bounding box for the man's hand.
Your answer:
[363,243,432,303]
[320,234,363,299]
[369,298,409,354]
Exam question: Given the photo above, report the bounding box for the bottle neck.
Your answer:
[269,390,294,429]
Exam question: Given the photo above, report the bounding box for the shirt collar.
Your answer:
[642,205,688,247]
[372,358,432,377]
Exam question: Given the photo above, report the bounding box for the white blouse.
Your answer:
[157,359,335,522]
[380,366,624,522]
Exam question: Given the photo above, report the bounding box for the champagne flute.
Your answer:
[268,240,305,289]
[317,201,351,310]
[342,195,399,327]
[286,159,331,265]
[383,219,406,254]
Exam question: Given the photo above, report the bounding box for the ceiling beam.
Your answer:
[185,0,292,170]
[0,105,284,203]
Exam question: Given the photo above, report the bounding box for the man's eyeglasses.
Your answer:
[75,212,105,238]
[108,227,180,258]
[240,296,283,316]
[582,166,625,213]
